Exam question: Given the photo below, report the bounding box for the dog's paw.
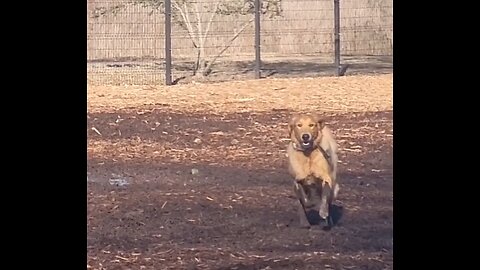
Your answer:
[321,216,334,231]
[319,201,329,219]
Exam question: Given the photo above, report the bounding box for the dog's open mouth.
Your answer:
[301,141,312,148]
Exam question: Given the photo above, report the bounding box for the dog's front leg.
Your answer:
[297,202,311,228]
[318,181,331,221]
[294,182,311,228]
[311,165,333,218]
[312,167,333,188]
[287,150,310,182]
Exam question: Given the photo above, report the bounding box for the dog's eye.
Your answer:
[309,123,315,127]
[297,124,302,127]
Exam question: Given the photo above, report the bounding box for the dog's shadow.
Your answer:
[305,204,344,228]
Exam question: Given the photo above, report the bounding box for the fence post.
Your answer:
[334,0,342,76]
[165,0,172,85]
[254,0,261,79]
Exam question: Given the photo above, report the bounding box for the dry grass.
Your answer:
[87,74,393,114]
[88,74,392,166]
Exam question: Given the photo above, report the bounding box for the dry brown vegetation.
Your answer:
[87,74,393,113]
[87,74,393,269]
[87,74,392,164]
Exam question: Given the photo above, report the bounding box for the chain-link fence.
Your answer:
[87,0,392,85]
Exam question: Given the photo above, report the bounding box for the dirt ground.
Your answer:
[87,55,393,85]
[87,74,393,269]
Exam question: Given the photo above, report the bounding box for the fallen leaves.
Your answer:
[91,127,102,135]
[88,75,392,114]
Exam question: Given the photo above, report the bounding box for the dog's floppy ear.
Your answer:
[312,113,326,130]
[288,114,299,136]
[317,118,325,130]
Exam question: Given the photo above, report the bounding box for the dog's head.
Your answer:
[288,113,325,150]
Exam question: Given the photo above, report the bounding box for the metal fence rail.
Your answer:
[87,0,393,85]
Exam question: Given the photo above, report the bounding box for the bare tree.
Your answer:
[91,0,282,77]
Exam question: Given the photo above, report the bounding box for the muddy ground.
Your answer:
[87,75,393,270]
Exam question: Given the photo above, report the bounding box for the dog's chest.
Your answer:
[306,150,324,172]
[296,149,323,174]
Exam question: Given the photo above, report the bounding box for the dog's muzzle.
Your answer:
[301,133,312,148]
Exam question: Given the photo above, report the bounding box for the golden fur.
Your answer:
[286,113,339,223]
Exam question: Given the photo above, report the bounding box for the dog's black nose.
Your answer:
[302,134,310,141]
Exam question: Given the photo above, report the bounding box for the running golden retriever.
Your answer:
[287,113,339,228]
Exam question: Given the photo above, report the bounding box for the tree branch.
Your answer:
[204,16,255,75]
[203,1,221,40]
[172,1,198,48]
[194,1,204,48]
